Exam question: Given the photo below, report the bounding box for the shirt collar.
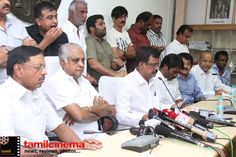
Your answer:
[156,70,167,81]
[197,64,211,75]
[7,77,40,100]
[133,69,148,85]
[147,29,156,36]
[66,20,85,33]
[58,67,77,83]
[130,24,141,34]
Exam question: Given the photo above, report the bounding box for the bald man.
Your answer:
[191,51,231,98]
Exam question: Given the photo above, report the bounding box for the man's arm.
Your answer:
[0,46,8,68]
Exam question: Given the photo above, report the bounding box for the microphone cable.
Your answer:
[213,127,234,157]
[202,142,225,157]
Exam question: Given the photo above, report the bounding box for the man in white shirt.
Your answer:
[191,51,231,98]
[164,24,193,57]
[0,46,102,156]
[106,6,135,71]
[0,0,37,84]
[43,43,115,139]
[152,54,183,110]
[116,47,160,126]
[61,0,97,84]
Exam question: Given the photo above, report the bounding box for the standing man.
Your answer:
[116,47,160,126]
[165,24,193,56]
[152,54,183,110]
[127,11,153,73]
[43,43,115,139]
[0,0,37,84]
[26,1,68,56]
[191,51,231,97]
[0,46,102,156]
[146,14,167,52]
[86,14,126,82]
[107,6,135,72]
[61,0,96,82]
[212,50,231,85]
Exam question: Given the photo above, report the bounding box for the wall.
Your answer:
[57,0,174,43]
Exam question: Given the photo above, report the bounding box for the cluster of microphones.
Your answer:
[129,108,236,147]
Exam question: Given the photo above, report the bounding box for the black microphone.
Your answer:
[188,111,214,129]
[212,73,230,84]
[155,125,204,147]
[157,77,181,111]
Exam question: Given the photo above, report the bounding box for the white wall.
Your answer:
[57,0,174,43]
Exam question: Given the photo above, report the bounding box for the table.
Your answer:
[59,99,236,157]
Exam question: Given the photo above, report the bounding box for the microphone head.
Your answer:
[211,73,218,75]
[139,119,145,126]
[158,77,163,81]
[155,125,172,137]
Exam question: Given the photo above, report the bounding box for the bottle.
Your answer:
[217,96,224,118]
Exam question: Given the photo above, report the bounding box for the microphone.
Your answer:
[83,128,130,134]
[207,116,236,127]
[157,77,181,111]
[188,111,214,129]
[212,73,230,84]
[159,112,217,142]
[155,125,204,147]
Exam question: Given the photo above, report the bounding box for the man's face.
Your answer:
[73,2,88,27]
[150,17,162,34]
[141,17,153,34]
[0,0,10,16]
[179,58,192,76]
[112,14,127,28]
[199,53,213,73]
[61,47,85,79]
[19,54,47,91]
[162,65,180,80]
[178,29,192,45]
[215,55,228,70]
[94,18,106,38]
[142,56,159,81]
[36,9,58,33]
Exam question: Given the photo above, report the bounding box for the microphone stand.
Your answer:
[158,77,181,111]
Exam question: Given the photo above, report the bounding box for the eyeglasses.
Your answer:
[23,63,46,72]
[145,62,159,68]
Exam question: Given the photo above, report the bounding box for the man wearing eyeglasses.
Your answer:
[43,43,115,139]
[115,47,160,126]
[0,46,102,156]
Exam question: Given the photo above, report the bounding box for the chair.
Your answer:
[98,76,122,105]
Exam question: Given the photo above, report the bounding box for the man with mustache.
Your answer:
[0,0,37,84]
[127,11,153,73]
[116,47,160,126]
[177,53,205,105]
[0,46,102,156]
[26,1,68,56]
[146,14,167,58]
[152,54,183,110]
[106,6,135,72]
[86,14,126,82]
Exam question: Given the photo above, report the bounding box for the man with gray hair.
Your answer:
[61,0,96,84]
[43,43,115,139]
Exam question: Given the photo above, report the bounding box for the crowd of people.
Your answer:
[0,0,233,156]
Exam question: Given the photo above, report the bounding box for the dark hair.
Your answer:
[7,46,43,76]
[214,50,229,61]
[176,24,193,36]
[153,14,162,20]
[160,54,183,69]
[135,11,153,23]
[136,47,160,64]
[111,6,128,18]
[86,14,104,33]
[34,1,56,19]
[178,52,193,65]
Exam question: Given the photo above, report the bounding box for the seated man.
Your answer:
[86,14,126,82]
[26,1,68,56]
[43,43,115,139]
[116,47,160,126]
[177,53,205,105]
[0,46,102,156]
[191,51,231,98]
[152,54,183,110]
[212,50,231,85]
